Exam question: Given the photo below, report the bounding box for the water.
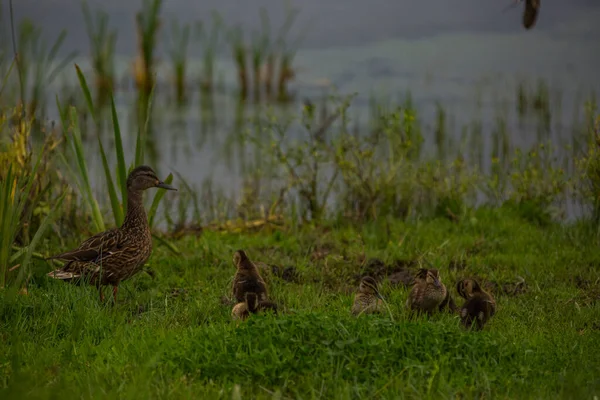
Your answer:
[5,0,600,224]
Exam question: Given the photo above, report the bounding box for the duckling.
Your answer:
[231,292,279,321]
[232,250,268,303]
[456,278,496,331]
[406,268,448,315]
[351,276,384,316]
[232,292,259,321]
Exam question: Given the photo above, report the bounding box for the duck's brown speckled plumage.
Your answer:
[231,250,268,303]
[46,166,176,302]
[406,268,448,315]
[456,278,497,331]
[351,276,383,316]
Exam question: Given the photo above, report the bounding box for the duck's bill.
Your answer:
[376,293,385,300]
[157,181,177,191]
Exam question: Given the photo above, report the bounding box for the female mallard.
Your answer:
[46,165,176,302]
[351,276,384,316]
[456,278,497,331]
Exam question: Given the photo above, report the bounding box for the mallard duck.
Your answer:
[231,250,268,303]
[406,268,448,315]
[351,276,384,316]
[456,278,497,331]
[46,165,176,302]
[232,292,278,321]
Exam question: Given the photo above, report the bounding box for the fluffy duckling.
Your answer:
[406,268,448,315]
[351,276,384,316]
[456,278,496,331]
[231,250,268,303]
[232,292,279,321]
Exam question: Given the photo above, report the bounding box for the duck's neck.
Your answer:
[121,189,148,232]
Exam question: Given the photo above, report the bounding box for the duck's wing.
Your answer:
[47,228,123,263]
[523,0,540,29]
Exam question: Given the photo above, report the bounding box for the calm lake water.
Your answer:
[6,0,600,222]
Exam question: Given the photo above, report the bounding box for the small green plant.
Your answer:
[0,146,65,288]
[507,142,569,223]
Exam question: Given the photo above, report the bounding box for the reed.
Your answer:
[274,6,301,103]
[250,8,271,103]
[166,20,191,105]
[229,26,248,102]
[195,13,222,96]
[133,0,163,99]
[81,1,117,108]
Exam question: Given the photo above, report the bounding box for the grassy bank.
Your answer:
[1,207,599,399]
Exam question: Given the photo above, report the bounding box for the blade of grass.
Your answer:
[110,94,128,211]
[0,58,15,98]
[135,83,156,166]
[75,64,97,122]
[68,106,105,232]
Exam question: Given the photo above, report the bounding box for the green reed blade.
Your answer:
[75,64,97,122]
[68,106,105,232]
[0,58,15,98]
[97,131,124,226]
[135,83,155,167]
[110,94,128,209]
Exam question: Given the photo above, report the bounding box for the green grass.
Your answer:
[1,208,600,399]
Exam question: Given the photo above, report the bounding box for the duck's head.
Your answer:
[359,276,383,299]
[127,165,177,192]
[456,278,482,298]
[417,268,442,289]
[233,249,250,269]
